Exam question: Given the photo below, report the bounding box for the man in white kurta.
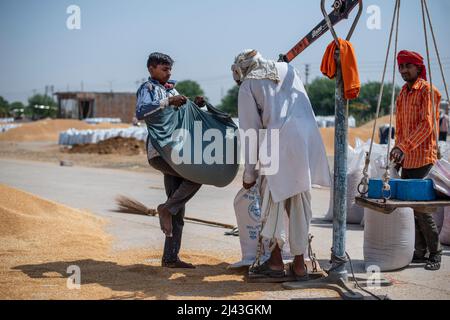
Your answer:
[232,50,331,279]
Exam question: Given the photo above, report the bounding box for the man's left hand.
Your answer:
[194,96,206,107]
[243,181,256,190]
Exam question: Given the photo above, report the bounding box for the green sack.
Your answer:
[146,101,240,187]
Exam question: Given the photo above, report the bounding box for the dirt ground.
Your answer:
[1,117,449,301]
[0,184,279,300]
[0,141,150,172]
[0,118,150,172]
[63,137,146,156]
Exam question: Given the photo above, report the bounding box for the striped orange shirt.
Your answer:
[395,78,441,169]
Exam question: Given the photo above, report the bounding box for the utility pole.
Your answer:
[305,63,311,86]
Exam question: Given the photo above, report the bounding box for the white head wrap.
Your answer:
[231,49,280,84]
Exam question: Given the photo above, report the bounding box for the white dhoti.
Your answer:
[259,177,312,256]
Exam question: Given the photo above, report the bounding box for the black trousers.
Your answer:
[148,156,202,263]
[401,164,442,258]
[439,132,447,142]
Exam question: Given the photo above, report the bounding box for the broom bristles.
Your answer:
[114,195,157,216]
[113,195,235,230]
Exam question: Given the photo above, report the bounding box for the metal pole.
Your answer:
[330,49,349,281]
[284,0,367,299]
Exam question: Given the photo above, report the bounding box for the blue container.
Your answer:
[368,179,400,199]
[396,179,436,201]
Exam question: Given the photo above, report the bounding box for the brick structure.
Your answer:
[54,92,136,123]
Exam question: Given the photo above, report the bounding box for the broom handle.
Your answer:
[183,216,235,229]
[146,210,235,229]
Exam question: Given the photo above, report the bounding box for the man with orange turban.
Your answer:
[390,50,442,271]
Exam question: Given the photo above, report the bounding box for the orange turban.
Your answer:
[397,50,427,81]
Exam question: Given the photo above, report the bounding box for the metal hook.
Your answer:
[321,0,363,44]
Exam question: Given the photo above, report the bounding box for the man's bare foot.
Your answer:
[267,244,284,271]
[293,255,307,277]
[157,204,173,237]
[267,261,285,271]
[292,263,307,277]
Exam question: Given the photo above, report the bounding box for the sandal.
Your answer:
[425,256,441,271]
[249,261,285,278]
[287,262,309,282]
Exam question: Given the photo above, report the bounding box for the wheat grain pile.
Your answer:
[320,115,395,155]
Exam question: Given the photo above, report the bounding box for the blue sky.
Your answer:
[1,0,449,105]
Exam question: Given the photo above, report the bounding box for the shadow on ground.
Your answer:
[13,259,284,300]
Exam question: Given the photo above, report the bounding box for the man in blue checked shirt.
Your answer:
[136,52,205,269]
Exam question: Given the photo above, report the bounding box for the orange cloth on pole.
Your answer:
[320,38,361,100]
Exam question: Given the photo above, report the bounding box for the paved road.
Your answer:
[0,158,250,253]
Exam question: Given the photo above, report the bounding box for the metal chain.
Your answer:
[423,0,449,161]
[421,0,439,159]
[358,0,400,196]
[383,0,401,201]
[423,0,449,104]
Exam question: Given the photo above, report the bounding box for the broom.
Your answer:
[113,195,236,230]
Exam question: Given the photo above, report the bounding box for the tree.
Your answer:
[218,85,239,117]
[9,101,25,118]
[305,78,336,115]
[351,82,400,126]
[27,94,57,120]
[306,77,400,126]
[0,96,9,117]
[175,80,206,101]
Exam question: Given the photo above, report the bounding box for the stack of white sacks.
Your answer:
[58,127,147,146]
[0,124,21,133]
[315,115,357,128]
[84,118,122,124]
[0,118,15,123]
[324,139,392,225]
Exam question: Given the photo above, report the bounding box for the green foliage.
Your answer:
[0,96,9,117]
[27,94,57,119]
[9,101,26,118]
[175,80,206,101]
[305,78,336,115]
[218,85,239,117]
[351,81,399,125]
[306,77,401,126]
